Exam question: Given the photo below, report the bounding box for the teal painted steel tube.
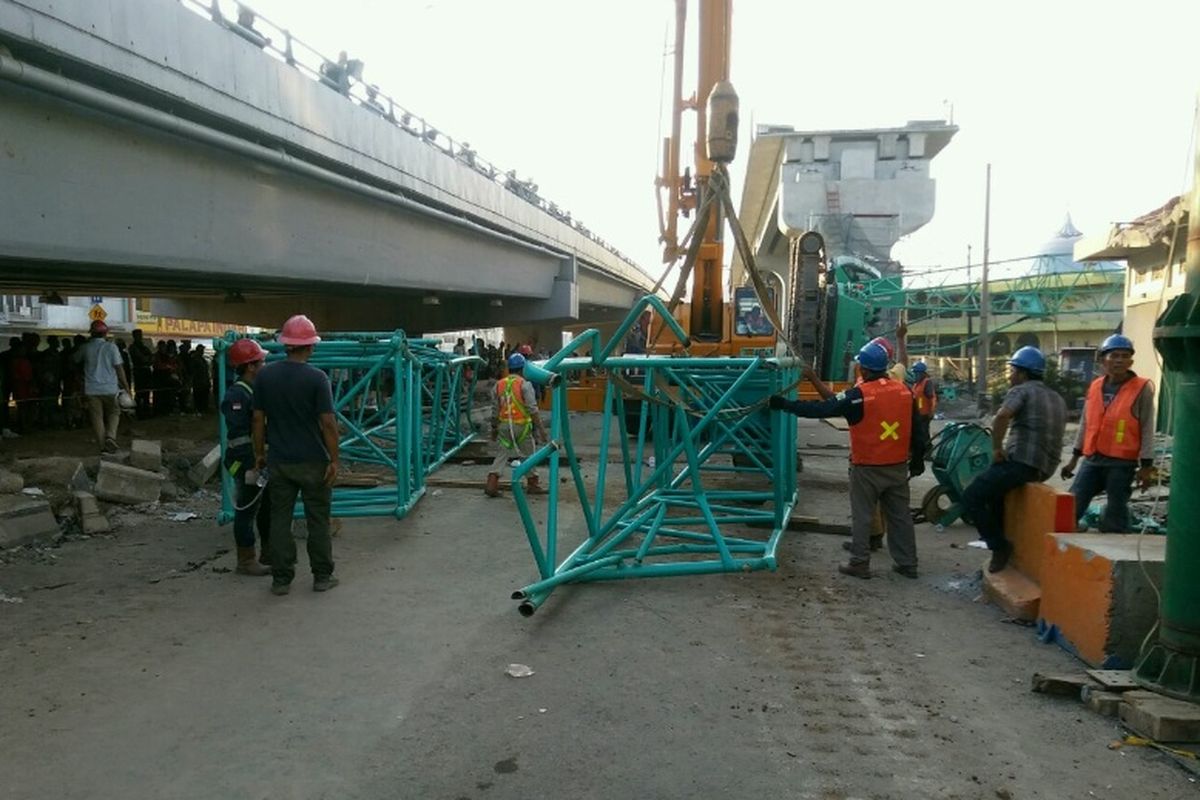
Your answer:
[509,303,800,614]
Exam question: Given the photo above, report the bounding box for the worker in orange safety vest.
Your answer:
[485,353,549,498]
[1059,334,1156,532]
[771,341,926,579]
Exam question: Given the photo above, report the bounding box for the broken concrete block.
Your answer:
[159,480,179,502]
[188,445,221,487]
[129,439,162,472]
[100,450,131,466]
[69,463,92,493]
[0,495,60,547]
[983,566,1041,621]
[1081,686,1124,717]
[80,509,111,535]
[94,460,163,505]
[1120,690,1200,742]
[74,491,100,517]
[0,468,24,494]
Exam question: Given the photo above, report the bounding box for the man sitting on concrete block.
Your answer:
[962,346,1066,573]
[1059,334,1156,533]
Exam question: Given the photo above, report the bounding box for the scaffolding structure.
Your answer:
[214,331,480,524]
[508,296,801,616]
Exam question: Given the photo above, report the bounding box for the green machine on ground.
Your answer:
[911,422,992,530]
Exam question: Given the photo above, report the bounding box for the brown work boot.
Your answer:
[988,541,1013,574]
[484,472,501,498]
[838,562,871,580]
[236,546,270,576]
[525,474,548,495]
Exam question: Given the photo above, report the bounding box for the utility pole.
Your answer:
[965,244,973,388]
[976,164,991,411]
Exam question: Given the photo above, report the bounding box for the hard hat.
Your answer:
[89,319,109,336]
[117,390,136,410]
[518,344,533,356]
[869,336,895,361]
[1009,345,1046,374]
[1099,334,1135,356]
[278,314,321,346]
[228,338,268,367]
[507,352,526,370]
[912,361,927,374]
[854,342,889,373]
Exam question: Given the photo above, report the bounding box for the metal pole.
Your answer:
[976,164,991,410]
[1134,92,1200,701]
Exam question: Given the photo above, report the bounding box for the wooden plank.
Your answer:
[785,516,851,536]
[1120,691,1200,742]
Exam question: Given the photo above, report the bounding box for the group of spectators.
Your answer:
[0,328,215,436]
[453,337,552,383]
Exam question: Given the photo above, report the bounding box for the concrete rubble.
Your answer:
[187,445,221,487]
[0,468,24,494]
[129,439,163,472]
[94,461,164,506]
[0,494,60,548]
[74,491,111,535]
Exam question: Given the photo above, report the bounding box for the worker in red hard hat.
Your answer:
[72,318,132,453]
[220,338,272,576]
[252,315,341,595]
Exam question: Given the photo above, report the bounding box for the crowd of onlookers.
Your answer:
[0,328,216,436]
[453,337,554,383]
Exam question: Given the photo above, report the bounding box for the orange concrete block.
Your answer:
[1038,534,1164,668]
[1003,483,1076,584]
[982,567,1041,621]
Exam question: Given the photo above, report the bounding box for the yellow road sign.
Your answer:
[88,304,107,322]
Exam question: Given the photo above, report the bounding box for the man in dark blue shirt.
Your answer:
[253,315,341,595]
[221,338,271,576]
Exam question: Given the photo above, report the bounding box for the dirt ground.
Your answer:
[0,413,1196,800]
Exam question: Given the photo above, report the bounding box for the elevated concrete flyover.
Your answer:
[0,0,656,332]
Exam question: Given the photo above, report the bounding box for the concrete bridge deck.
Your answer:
[0,0,657,332]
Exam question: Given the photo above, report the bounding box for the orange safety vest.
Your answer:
[1082,375,1148,461]
[913,376,937,418]
[848,378,913,466]
[496,375,532,446]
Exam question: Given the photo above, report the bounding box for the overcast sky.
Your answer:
[232,0,1199,278]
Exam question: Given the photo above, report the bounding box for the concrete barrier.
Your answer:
[1037,533,1164,668]
[981,482,1076,620]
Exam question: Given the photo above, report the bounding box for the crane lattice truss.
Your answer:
[849,264,1124,320]
[215,332,480,523]
[509,296,800,616]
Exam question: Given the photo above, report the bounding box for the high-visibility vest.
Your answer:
[848,378,912,466]
[1082,375,1149,461]
[913,376,937,418]
[496,375,532,447]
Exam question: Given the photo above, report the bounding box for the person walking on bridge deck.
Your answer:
[253,315,341,595]
[485,353,548,498]
[770,342,925,579]
[1059,334,1155,532]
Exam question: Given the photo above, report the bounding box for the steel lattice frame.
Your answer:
[215,331,480,523]
[508,296,801,616]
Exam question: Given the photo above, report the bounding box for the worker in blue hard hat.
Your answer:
[910,361,936,451]
[1060,334,1156,532]
[485,352,548,498]
[770,341,925,580]
[961,345,1066,573]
